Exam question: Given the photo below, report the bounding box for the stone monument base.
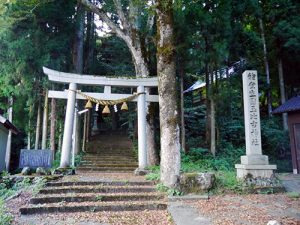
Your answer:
[241,154,269,165]
[235,164,277,179]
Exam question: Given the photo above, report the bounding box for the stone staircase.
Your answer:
[77,132,138,172]
[20,180,166,214]
[20,132,167,215]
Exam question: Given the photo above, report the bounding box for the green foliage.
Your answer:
[286,192,300,199]
[213,171,244,194]
[74,152,84,167]
[52,150,84,169]
[156,183,169,192]
[167,188,183,196]
[52,151,61,169]
[145,166,160,181]
[145,172,160,181]
[156,183,182,196]
[30,178,46,196]
[0,199,13,225]
[95,195,103,201]
[181,144,244,172]
[261,117,290,158]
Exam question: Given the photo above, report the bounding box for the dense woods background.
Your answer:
[0,0,299,173]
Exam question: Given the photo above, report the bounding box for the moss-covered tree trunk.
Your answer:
[156,0,180,188]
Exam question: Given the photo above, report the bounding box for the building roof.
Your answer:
[0,115,19,134]
[272,96,300,114]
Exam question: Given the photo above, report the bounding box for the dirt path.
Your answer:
[189,194,300,225]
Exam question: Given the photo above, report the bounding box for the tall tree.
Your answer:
[156,0,180,187]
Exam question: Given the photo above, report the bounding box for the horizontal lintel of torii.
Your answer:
[43,67,158,87]
[48,90,159,103]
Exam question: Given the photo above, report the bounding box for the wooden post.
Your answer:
[42,90,49,149]
[35,100,41,149]
[5,97,13,171]
[82,111,87,152]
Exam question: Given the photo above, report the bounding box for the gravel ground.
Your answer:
[5,172,299,225]
[191,194,300,225]
[14,210,174,225]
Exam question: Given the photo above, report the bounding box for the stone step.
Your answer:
[76,167,136,172]
[80,162,138,165]
[81,157,136,160]
[90,149,133,152]
[20,201,167,215]
[39,186,156,194]
[84,155,135,158]
[78,164,137,168]
[30,193,164,204]
[83,155,136,159]
[46,181,153,187]
[80,160,138,166]
[84,152,134,154]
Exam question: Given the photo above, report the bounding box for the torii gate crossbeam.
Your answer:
[43,67,159,170]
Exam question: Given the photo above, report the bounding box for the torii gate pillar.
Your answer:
[137,85,147,169]
[60,83,77,167]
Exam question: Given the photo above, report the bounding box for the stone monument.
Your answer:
[235,70,276,178]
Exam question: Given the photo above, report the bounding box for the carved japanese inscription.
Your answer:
[243,71,262,155]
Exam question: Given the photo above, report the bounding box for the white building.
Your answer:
[0,115,18,172]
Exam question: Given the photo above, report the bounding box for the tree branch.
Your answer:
[79,0,126,39]
[112,0,128,30]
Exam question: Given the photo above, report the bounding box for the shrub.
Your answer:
[0,199,12,225]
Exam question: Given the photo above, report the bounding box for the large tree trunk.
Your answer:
[35,100,41,149]
[205,64,211,146]
[259,18,272,116]
[278,57,288,130]
[27,119,31,149]
[156,0,180,188]
[58,123,63,152]
[147,107,159,165]
[210,71,216,157]
[84,1,95,73]
[50,97,57,152]
[41,91,49,149]
[73,3,85,74]
[179,63,186,153]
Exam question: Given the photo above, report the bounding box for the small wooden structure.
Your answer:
[0,115,18,172]
[273,96,300,174]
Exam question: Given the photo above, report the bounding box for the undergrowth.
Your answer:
[0,199,12,225]
[0,172,47,224]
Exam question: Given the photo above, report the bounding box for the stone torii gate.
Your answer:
[43,67,159,170]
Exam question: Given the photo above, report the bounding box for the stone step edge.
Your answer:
[20,203,167,215]
[78,164,137,167]
[75,170,135,173]
[76,168,136,171]
[46,181,154,187]
[39,187,156,194]
[30,194,165,204]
